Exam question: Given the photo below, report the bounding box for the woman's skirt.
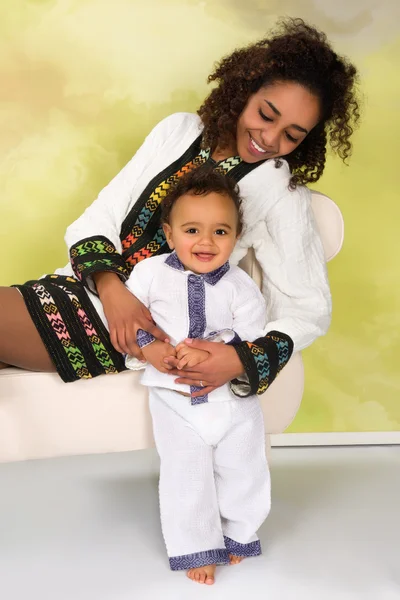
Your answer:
[13,274,126,382]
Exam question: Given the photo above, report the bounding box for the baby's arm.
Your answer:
[141,340,176,374]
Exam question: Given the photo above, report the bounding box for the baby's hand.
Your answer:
[176,342,209,370]
[142,341,176,374]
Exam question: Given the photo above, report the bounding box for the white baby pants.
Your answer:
[149,387,271,571]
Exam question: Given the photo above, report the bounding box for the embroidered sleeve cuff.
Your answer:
[70,236,130,293]
[230,330,294,397]
[205,329,242,345]
[136,329,156,349]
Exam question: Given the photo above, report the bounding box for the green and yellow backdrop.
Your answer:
[1,1,399,438]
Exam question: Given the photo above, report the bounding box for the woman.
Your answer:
[0,18,359,398]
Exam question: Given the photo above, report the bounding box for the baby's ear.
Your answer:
[163,223,174,249]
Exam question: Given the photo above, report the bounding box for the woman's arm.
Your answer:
[65,113,187,293]
[92,268,167,358]
[233,184,331,396]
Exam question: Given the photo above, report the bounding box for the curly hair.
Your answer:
[198,18,360,188]
[161,166,243,235]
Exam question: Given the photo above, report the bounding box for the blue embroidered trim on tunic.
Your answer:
[165,252,230,405]
[169,548,230,571]
[187,274,206,339]
[136,328,156,348]
[224,536,262,557]
[187,274,208,404]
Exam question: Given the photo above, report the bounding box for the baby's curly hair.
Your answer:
[161,166,243,235]
[198,17,360,188]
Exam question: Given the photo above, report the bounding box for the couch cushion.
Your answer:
[0,353,303,462]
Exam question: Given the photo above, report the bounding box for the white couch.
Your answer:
[0,192,343,463]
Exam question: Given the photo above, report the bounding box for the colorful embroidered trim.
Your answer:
[122,148,210,258]
[120,137,245,269]
[121,144,210,267]
[232,330,294,396]
[70,137,259,291]
[70,236,129,286]
[14,275,126,382]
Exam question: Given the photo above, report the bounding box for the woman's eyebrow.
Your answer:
[265,100,281,116]
[264,100,309,134]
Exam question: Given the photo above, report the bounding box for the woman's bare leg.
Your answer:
[0,287,56,372]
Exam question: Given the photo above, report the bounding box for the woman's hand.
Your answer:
[94,272,168,359]
[164,339,244,397]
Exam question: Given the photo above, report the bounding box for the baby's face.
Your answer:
[163,191,239,274]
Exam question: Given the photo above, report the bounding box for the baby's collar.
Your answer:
[164,251,229,286]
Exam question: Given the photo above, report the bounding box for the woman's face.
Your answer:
[236,81,321,163]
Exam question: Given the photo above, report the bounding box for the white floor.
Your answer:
[0,446,399,600]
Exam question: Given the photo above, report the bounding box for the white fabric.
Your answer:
[54,112,331,351]
[149,387,270,559]
[125,254,266,399]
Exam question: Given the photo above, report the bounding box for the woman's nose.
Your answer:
[261,126,279,152]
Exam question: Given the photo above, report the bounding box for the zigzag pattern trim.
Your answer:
[231,331,294,397]
[125,227,166,266]
[13,275,127,382]
[122,153,208,252]
[70,239,117,257]
[54,279,119,374]
[32,282,92,379]
[70,236,129,284]
[122,149,242,268]
[214,156,242,174]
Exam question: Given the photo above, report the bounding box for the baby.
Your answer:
[125,167,270,585]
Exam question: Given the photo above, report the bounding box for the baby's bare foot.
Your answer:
[229,554,244,565]
[187,563,216,585]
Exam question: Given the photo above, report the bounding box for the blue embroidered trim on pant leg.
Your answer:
[169,548,230,571]
[224,536,262,557]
